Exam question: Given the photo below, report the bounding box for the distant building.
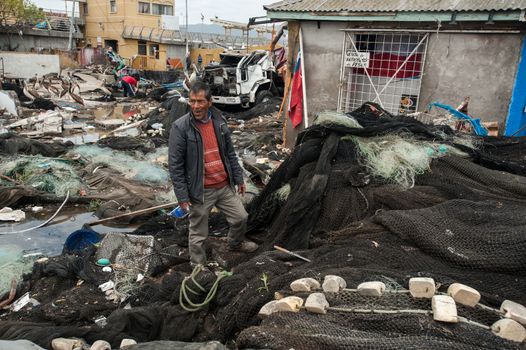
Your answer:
[82,0,178,71]
[0,8,83,53]
[266,0,526,137]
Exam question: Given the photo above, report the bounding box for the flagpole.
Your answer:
[299,27,308,128]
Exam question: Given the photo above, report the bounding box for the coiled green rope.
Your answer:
[179,264,232,312]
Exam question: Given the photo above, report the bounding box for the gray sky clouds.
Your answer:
[32,0,276,24]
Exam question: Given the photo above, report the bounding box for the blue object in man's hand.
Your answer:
[170,206,188,218]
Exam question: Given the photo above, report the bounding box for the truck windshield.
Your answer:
[219,55,243,66]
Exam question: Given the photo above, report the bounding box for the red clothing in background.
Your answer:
[122,76,138,87]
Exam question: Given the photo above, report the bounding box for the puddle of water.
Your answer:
[0,205,140,294]
[92,104,150,121]
[56,103,153,145]
[0,205,138,257]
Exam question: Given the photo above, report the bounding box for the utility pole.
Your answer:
[185,0,189,67]
[68,0,76,51]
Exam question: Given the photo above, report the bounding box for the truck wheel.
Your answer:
[255,90,273,104]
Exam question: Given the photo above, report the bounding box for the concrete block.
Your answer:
[491,319,526,342]
[90,340,111,350]
[447,283,480,307]
[409,277,435,298]
[357,281,386,297]
[51,338,86,350]
[274,296,304,313]
[258,300,279,318]
[120,339,137,348]
[305,293,330,314]
[322,275,347,293]
[432,295,458,323]
[501,300,526,326]
[290,278,320,292]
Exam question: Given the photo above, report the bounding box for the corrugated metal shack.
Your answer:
[265,0,526,142]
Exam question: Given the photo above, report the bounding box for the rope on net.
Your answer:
[179,264,232,312]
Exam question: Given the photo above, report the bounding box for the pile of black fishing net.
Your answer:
[1,103,526,349]
[0,133,73,157]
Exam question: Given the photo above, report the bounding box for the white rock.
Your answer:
[90,340,111,350]
[119,338,137,348]
[51,338,85,350]
[491,319,526,342]
[357,281,386,297]
[258,300,279,318]
[290,278,320,292]
[432,295,458,323]
[0,207,26,222]
[305,293,330,314]
[501,300,526,326]
[35,257,49,264]
[409,277,435,298]
[322,275,347,293]
[447,283,480,307]
[274,296,304,312]
[98,281,115,292]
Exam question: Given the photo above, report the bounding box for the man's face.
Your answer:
[189,90,212,120]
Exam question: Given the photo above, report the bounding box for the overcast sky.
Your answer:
[31,0,276,24]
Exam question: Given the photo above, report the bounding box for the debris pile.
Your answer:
[1,102,525,349]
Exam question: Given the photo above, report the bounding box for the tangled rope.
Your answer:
[179,264,232,312]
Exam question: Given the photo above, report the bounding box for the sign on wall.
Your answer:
[344,50,370,68]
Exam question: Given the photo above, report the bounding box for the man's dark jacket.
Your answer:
[168,106,244,204]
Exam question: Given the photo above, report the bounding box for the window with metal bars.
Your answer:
[338,31,429,115]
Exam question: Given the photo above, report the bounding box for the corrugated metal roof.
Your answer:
[264,0,526,12]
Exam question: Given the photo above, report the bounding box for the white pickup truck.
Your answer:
[201,50,284,108]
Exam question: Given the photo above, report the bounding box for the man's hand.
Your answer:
[179,201,191,211]
[237,183,246,196]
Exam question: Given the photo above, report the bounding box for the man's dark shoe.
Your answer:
[228,240,258,253]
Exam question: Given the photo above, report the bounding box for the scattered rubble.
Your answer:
[1,69,526,350]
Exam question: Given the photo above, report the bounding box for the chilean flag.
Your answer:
[288,52,303,128]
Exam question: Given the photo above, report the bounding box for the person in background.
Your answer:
[168,81,258,267]
[197,53,203,69]
[120,73,139,97]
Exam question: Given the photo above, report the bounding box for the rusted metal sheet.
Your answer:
[265,0,526,12]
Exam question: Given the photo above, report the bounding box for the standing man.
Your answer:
[168,82,258,266]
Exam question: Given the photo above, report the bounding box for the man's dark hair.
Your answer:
[190,81,212,101]
[132,73,140,80]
